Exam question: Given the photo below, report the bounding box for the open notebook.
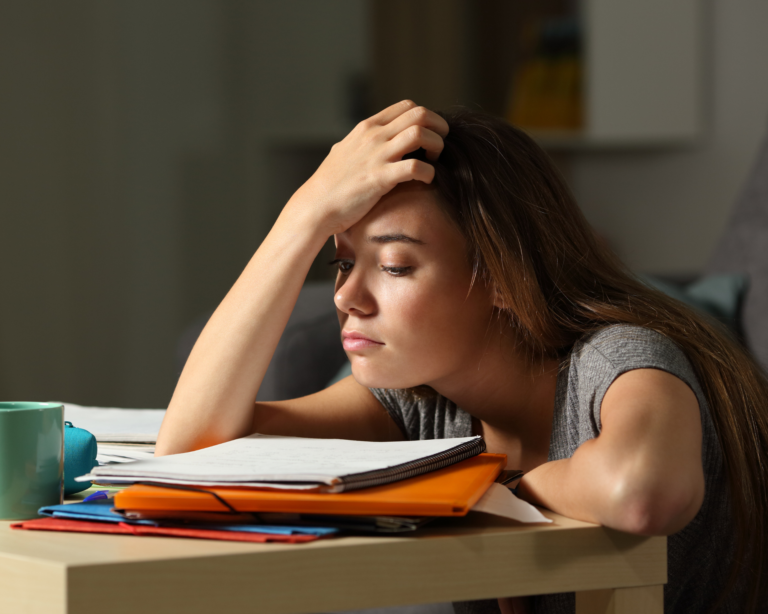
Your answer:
[79,434,486,493]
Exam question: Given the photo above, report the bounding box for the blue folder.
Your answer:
[38,499,338,536]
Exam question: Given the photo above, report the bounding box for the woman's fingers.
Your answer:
[386,158,436,186]
[367,99,418,128]
[387,125,444,162]
[295,101,447,234]
[383,105,450,140]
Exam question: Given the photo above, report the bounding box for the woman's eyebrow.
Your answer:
[367,233,425,245]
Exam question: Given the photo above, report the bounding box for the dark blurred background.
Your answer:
[1,0,767,408]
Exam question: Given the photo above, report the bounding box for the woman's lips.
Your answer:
[342,331,384,351]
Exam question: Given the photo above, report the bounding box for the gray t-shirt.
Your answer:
[370,325,742,614]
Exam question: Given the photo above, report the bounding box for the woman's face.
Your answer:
[334,181,498,391]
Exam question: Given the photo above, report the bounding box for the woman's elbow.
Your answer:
[608,474,705,536]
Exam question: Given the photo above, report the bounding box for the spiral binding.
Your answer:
[331,437,486,493]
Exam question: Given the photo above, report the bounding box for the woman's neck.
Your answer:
[430,330,560,471]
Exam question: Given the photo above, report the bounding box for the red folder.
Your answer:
[11,517,319,543]
[114,453,507,517]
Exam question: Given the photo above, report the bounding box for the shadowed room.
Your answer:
[3,3,768,614]
[2,1,768,408]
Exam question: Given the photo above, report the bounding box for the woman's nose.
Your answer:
[334,272,375,316]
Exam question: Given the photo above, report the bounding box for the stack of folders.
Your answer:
[13,434,550,543]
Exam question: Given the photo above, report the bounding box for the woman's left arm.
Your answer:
[518,368,705,535]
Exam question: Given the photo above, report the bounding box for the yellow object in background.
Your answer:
[507,14,583,132]
[508,56,582,131]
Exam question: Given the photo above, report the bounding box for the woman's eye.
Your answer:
[381,266,412,277]
[329,259,353,274]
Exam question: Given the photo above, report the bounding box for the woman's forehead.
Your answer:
[343,182,457,244]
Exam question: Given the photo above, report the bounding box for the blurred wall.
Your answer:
[570,0,768,274]
[371,0,768,277]
[0,1,366,408]
[2,0,767,409]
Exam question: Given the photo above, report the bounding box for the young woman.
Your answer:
[156,101,768,613]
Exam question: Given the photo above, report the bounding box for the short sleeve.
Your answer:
[574,325,704,432]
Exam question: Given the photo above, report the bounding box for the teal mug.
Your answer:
[0,402,64,519]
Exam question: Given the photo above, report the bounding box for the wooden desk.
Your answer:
[0,509,665,614]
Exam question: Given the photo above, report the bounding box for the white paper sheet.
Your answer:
[96,444,156,464]
[471,482,552,523]
[62,402,165,443]
[80,433,482,487]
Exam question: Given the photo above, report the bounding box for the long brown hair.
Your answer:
[426,108,768,611]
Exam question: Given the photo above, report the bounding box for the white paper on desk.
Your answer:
[79,433,481,487]
[97,444,157,464]
[61,402,165,443]
[471,482,552,523]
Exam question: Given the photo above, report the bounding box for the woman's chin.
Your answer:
[349,363,424,390]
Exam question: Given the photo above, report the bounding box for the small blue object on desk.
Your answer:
[64,422,98,496]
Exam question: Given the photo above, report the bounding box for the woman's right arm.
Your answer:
[155,101,448,456]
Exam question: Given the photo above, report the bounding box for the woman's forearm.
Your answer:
[517,452,654,533]
[518,437,702,536]
[516,449,606,527]
[155,200,330,456]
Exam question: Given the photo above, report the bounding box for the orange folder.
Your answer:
[114,453,506,517]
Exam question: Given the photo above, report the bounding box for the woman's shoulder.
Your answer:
[571,324,692,377]
[554,324,710,457]
[564,324,707,426]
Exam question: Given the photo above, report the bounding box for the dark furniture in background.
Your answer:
[176,282,346,402]
[707,130,768,371]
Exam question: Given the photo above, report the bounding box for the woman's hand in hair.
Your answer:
[286,100,449,236]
